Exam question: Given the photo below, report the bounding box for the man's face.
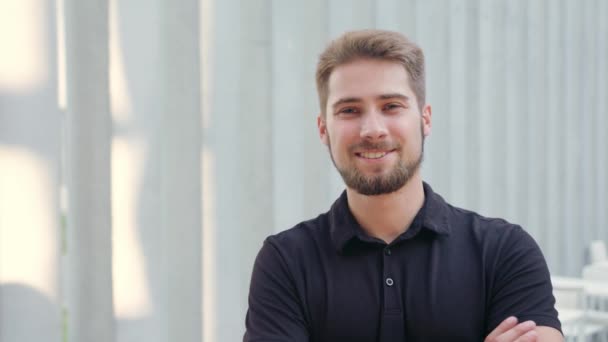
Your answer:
[317,58,432,196]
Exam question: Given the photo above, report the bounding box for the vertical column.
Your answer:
[159,0,202,341]
[526,0,548,253]
[463,0,481,211]
[563,0,583,275]
[595,0,608,244]
[272,0,328,232]
[580,0,596,250]
[0,0,62,340]
[109,0,166,340]
[415,0,451,197]
[504,0,528,225]
[478,0,507,217]
[447,0,469,207]
[236,0,274,319]
[544,0,564,274]
[201,0,275,339]
[63,0,114,340]
[202,0,277,340]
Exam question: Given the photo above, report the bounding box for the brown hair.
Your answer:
[315,29,425,116]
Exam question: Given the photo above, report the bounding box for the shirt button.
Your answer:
[386,278,394,286]
[385,248,392,256]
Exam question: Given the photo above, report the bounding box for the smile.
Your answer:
[356,151,393,159]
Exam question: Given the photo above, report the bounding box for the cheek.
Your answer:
[327,124,359,147]
[400,119,423,139]
[327,132,355,163]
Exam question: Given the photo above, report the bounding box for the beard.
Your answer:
[327,129,424,196]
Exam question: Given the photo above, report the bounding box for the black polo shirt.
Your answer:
[244,183,560,341]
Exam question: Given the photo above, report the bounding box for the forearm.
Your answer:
[535,326,563,342]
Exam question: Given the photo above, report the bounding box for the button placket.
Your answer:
[384,247,394,287]
[380,244,403,341]
[382,245,399,309]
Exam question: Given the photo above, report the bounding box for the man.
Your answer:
[244,30,562,341]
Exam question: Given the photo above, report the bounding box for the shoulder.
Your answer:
[258,212,332,271]
[438,201,544,273]
[423,184,525,244]
[442,204,550,293]
[249,213,331,301]
[266,213,329,251]
[444,203,533,248]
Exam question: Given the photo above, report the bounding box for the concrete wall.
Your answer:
[1,0,607,341]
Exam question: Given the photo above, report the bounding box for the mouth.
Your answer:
[355,150,395,159]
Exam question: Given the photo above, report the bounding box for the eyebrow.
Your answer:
[331,93,410,111]
[378,93,410,102]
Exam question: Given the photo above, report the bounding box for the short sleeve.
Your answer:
[485,226,561,334]
[243,237,310,342]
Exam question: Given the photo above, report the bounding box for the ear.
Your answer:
[421,104,432,137]
[317,115,329,145]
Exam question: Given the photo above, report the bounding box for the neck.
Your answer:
[346,173,425,244]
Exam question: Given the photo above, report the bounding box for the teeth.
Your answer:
[359,151,387,159]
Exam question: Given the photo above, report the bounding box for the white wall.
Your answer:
[0,0,607,341]
[0,0,62,341]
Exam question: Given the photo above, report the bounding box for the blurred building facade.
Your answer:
[1,0,607,341]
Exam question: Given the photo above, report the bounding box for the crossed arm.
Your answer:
[485,316,563,342]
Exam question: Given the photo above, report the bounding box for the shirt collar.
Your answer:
[328,182,451,253]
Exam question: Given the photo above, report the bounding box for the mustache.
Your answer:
[349,141,400,152]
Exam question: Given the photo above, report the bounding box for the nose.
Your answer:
[360,110,388,140]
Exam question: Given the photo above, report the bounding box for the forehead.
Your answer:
[326,59,413,103]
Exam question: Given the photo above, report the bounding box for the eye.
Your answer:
[383,103,403,111]
[337,107,359,115]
